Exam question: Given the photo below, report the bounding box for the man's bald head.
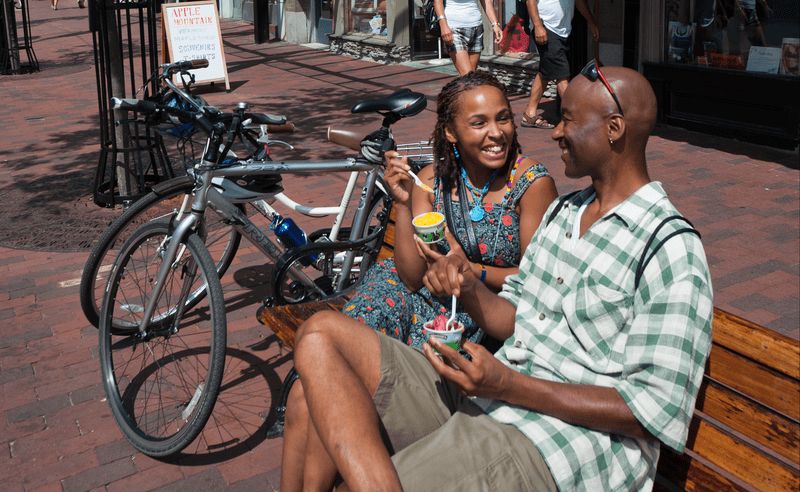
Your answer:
[603,66,657,141]
[561,65,657,154]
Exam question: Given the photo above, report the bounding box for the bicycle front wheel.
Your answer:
[98,219,227,458]
[81,176,241,329]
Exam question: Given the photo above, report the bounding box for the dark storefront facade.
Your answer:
[218,0,799,150]
[642,0,800,150]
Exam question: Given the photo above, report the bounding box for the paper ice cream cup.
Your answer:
[413,212,445,244]
[423,321,464,353]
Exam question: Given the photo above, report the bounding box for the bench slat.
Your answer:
[706,343,800,421]
[259,299,347,348]
[683,416,800,491]
[655,447,751,492]
[712,309,799,380]
[696,379,800,464]
[378,222,395,261]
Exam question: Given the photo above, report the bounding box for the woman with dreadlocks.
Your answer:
[342,71,558,349]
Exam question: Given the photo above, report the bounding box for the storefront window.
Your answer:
[665,0,799,75]
[349,0,387,36]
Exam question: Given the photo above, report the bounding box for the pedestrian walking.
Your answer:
[433,0,505,75]
[521,0,598,129]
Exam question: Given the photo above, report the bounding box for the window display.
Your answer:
[349,0,387,36]
[665,0,800,75]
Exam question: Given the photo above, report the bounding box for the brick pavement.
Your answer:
[1,4,798,491]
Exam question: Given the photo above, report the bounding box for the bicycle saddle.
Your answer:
[247,113,287,126]
[351,89,427,119]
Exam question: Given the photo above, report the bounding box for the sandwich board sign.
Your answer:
[161,1,230,90]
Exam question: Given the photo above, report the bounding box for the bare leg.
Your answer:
[280,379,339,492]
[523,72,546,119]
[449,49,475,76]
[280,382,309,492]
[292,311,401,492]
[303,416,339,491]
[468,52,481,72]
[555,77,568,98]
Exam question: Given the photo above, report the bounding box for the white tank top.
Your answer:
[444,0,482,29]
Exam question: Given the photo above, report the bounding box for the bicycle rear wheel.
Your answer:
[272,191,390,305]
[80,176,241,329]
[98,219,226,458]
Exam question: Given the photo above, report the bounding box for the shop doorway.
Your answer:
[622,0,639,69]
[409,0,442,59]
[316,0,333,44]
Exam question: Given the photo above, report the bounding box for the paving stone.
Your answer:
[151,468,228,492]
[5,393,72,424]
[60,457,138,492]
[0,364,34,385]
[94,439,136,466]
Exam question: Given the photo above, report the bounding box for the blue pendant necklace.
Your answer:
[461,165,500,222]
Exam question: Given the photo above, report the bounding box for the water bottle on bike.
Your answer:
[271,214,316,266]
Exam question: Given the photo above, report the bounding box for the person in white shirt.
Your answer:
[521,0,598,129]
[434,0,504,75]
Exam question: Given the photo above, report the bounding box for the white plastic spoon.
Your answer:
[446,294,457,330]
[407,169,433,193]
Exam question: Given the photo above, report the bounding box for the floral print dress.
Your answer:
[342,160,550,349]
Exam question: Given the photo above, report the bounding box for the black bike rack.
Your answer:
[1,0,38,75]
[90,0,174,208]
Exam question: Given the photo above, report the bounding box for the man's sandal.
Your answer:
[521,113,555,129]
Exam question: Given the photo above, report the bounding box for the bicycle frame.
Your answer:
[115,61,427,335]
[136,152,384,335]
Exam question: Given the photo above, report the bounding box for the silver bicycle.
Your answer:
[97,66,429,458]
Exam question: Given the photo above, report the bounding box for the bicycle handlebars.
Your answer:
[168,59,209,74]
[111,97,287,134]
[115,61,427,166]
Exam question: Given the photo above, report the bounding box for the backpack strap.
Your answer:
[544,193,701,293]
[545,190,580,227]
[634,216,701,291]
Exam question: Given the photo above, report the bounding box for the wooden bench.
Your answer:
[654,310,799,492]
[257,207,800,490]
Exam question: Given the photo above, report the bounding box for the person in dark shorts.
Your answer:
[521,0,598,129]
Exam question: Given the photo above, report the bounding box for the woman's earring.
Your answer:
[609,138,614,145]
[453,145,460,159]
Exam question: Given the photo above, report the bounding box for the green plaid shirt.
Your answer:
[473,183,713,492]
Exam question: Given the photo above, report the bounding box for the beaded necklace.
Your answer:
[461,164,501,222]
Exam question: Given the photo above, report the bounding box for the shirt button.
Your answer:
[514,341,521,348]
[510,361,519,366]
[557,277,563,284]
[566,232,572,239]
[539,313,545,320]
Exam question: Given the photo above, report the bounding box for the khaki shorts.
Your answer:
[374,335,558,492]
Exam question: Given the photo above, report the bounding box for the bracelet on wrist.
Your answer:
[437,15,446,21]
[491,22,501,27]
[478,263,487,282]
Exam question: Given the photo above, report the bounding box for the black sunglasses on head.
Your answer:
[580,59,624,117]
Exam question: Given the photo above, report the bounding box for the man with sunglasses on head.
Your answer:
[281,66,713,492]
[521,0,598,129]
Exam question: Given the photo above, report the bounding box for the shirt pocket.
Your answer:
[564,270,632,366]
